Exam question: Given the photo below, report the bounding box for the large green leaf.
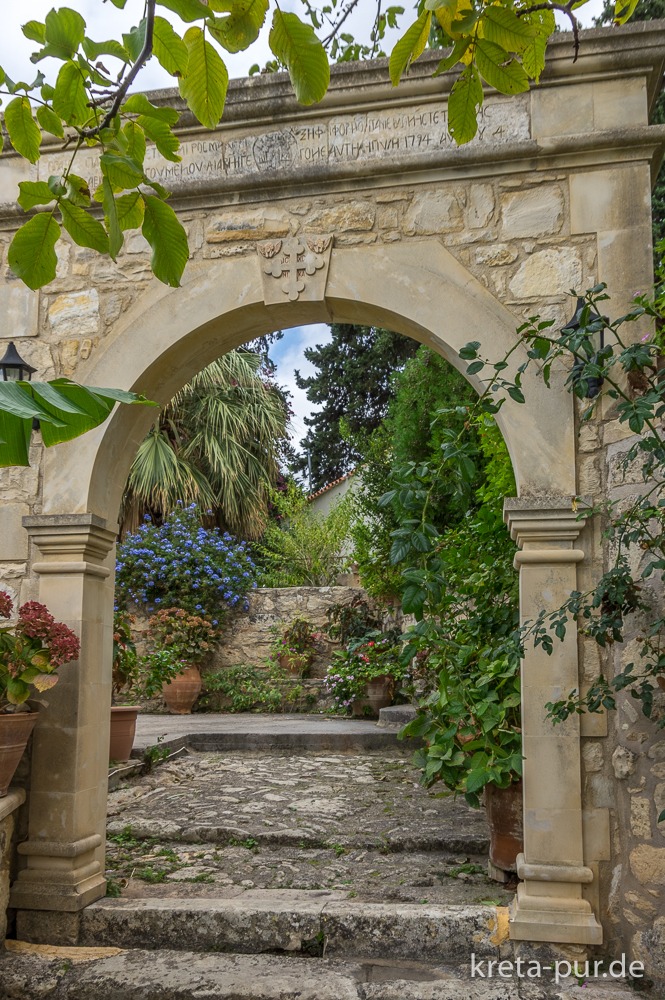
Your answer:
[82,37,131,62]
[208,0,269,54]
[178,26,228,128]
[43,7,86,59]
[115,192,145,232]
[157,0,211,23]
[121,93,180,125]
[8,213,61,290]
[121,120,147,166]
[18,181,56,212]
[122,20,147,62]
[22,20,46,43]
[434,38,471,76]
[59,201,109,253]
[100,153,145,189]
[389,10,431,87]
[153,16,189,76]
[448,64,483,145]
[36,104,65,138]
[520,9,555,83]
[269,10,329,106]
[52,60,89,126]
[102,177,123,259]
[5,97,42,163]
[475,39,529,94]
[141,195,189,287]
[482,7,537,55]
[0,379,156,467]
[139,115,181,162]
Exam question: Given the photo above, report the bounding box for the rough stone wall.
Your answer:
[0,791,26,942]
[130,586,401,712]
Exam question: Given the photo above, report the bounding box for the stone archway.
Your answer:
[12,238,597,947]
[2,21,664,959]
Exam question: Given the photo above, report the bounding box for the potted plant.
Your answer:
[144,607,222,714]
[269,616,322,677]
[400,642,523,874]
[0,590,80,795]
[324,635,407,717]
[109,609,140,762]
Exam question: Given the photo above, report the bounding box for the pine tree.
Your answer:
[293,324,418,490]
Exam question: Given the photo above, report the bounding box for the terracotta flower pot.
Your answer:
[484,780,524,873]
[0,712,38,797]
[162,664,202,714]
[366,675,394,714]
[109,706,140,762]
[278,652,313,675]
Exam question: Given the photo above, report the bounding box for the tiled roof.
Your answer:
[306,468,357,501]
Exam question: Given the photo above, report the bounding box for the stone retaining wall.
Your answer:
[0,790,26,942]
[132,587,401,712]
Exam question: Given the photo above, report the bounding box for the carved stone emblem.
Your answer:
[258,235,333,303]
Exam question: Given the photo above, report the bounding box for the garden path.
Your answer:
[105,717,514,907]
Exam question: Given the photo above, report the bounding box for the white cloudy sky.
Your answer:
[0,0,605,457]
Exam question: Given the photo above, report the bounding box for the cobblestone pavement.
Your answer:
[106,747,516,906]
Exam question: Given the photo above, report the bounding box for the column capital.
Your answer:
[504,497,590,559]
[23,513,117,577]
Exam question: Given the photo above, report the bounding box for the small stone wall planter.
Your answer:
[0,713,37,797]
[109,706,140,762]
[162,664,202,714]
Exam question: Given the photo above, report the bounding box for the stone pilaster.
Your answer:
[11,514,116,923]
[504,499,603,946]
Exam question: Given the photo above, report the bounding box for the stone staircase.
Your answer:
[0,717,639,999]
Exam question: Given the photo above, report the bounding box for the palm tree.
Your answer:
[120,351,289,539]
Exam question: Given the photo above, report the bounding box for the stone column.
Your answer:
[504,499,602,946]
[11,514,116,941]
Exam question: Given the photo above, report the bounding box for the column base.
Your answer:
[10,833,106,913]
[510,882,603,945]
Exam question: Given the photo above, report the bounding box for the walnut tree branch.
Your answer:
[80,0,156,138]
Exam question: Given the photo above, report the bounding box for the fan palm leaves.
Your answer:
[121,351,289,539]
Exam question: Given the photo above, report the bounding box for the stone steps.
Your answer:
[77,892,508,963]
[0,942,641,1000]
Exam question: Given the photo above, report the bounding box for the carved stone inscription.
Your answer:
[39,97,530,194]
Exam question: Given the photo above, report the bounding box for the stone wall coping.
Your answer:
[504,496,591,513]
[0,787,26,823]
[55,23,665,129]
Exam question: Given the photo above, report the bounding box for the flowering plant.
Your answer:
[115,503,257,619]
[146,607,221,666]
[269,615,323,677]
[324,637,406,713]
[0,591,80,713]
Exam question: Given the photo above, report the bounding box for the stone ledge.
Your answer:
[0,788,26,823]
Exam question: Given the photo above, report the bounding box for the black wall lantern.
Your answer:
[0,341,37,382]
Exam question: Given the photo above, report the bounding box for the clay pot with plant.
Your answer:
[143,607,222,714]
[324,634,407,717]
[270,616,322,677]
[0,590,80,795]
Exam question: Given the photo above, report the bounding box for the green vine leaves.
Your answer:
[0,0,635,290]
